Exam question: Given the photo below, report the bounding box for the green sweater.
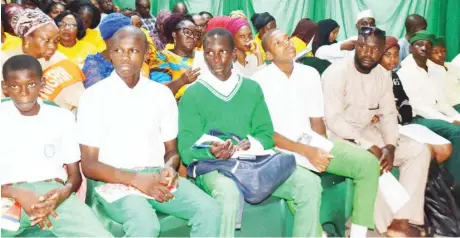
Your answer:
[178,76,274,165]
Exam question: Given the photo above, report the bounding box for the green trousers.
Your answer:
[327,140,380,229]
[93,168,221,237]
[197,166,323,237]
[196,140,380,237]
[1,181,112,237]
[413,116,460,182]
[454,104,460,113]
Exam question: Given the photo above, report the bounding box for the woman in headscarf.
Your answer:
[378,36,452,165]
[66,0,104,51]
[2,8,85,111]
[251,12,276,60]
[82,13,150,88]
[1,3,23,36]
[55,10,97,67]
[225,17,264,77]
[1,3,22,51]
[290,18,317,55]
[150,9,172,51]
[312,19,339,55]
[149,13,201,99]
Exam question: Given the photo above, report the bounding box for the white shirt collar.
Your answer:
[199,70,241,99]
[107,71,149,93]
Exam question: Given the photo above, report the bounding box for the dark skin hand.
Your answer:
[1,186,55,229]
[1,162,82,229]
[210,140,236,159]
[165,67,201,95]
[80,140,180,203]
[380,145,396,173]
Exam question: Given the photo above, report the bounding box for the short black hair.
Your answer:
[111,25,149,51]
[261,29,278,53]
[2,54,43,82]
[54,10,87,40]
[66,0,101,29]
[199,11,213,18]
[203,28,234,50]
[120,8,140,17]
[43,1,65,14]
[135,0,148,6]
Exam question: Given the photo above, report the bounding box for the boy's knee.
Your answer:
[123,214,161,237]
[294,169,322,197]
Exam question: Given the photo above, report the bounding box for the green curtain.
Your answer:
[113,0,459,60]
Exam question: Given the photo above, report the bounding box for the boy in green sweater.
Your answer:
[178,28,323,237]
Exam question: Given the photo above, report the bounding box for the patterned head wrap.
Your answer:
[226,17,250,36]
[11,8,57,38]
[205,16,231,32]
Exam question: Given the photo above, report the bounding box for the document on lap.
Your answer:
[1,198,21,231]
[193,134,275,159]
[379,172,410,213]
[95,184,177,203]
[278,130,334,173]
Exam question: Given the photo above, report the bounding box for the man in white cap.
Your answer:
[355,9,376,30]
[315,9,375,63]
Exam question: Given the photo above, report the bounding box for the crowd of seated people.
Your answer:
[1,0,460,237]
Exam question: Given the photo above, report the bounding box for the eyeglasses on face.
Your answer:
[178,28,202,39]
[58,22,77,29]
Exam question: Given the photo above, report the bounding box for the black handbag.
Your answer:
[424,160,460,236]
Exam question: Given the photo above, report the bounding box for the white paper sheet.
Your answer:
[284,130,334,172]
[399,124,450,145]
[379,172,410,213]
[231,135,274,158]
[95,184,177,203]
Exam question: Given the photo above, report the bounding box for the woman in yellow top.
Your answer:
[290,18,318,57]
[66,0,105,51]
[1,3,22,51]
[149,13,201,100]
[56,11,97,68]
[250,12,276,61]
[1,24,21,51]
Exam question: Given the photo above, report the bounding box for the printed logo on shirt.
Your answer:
[44,144,56,158]
[40,60,85,101]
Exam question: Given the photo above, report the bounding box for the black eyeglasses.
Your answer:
[178,28,202,39]
[359,27,386,38]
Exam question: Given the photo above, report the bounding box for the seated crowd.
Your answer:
[1,0,460,237]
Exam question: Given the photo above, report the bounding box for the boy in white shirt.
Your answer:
[77,26,221,237]
[253,29,380,238]
[0,55,111,237]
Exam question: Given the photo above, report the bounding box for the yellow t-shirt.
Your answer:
[2,33,22,51]
[82,28,105,52]
[254,33,266,61]
[58,40,97,68]
[290,36,314,57]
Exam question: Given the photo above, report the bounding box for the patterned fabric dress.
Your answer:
[149,50,194,99]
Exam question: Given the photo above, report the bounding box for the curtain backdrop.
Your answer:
[114,0,459,60]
